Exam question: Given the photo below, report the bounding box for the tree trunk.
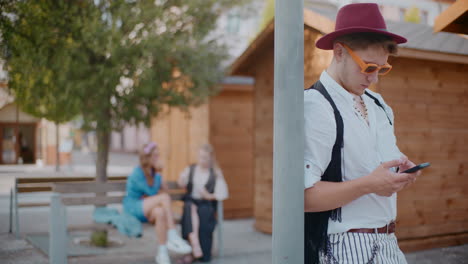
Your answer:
[55,122,60,172]
[95,127,110,183]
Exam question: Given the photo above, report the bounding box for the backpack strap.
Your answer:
[364,91,393,126]
[304,80,343,264]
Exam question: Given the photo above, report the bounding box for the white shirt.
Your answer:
[304,71,402,234]
[179,165,229,201]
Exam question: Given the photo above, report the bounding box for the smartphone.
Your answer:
[401,162,430,173]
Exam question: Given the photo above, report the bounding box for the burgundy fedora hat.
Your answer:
[316,3,407,50]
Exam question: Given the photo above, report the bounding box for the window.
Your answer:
[226,13,240,34]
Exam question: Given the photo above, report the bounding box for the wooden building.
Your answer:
[150,78,254,219]
[229,8,468,251]
[0,86,74,166]
[0,102,38,164]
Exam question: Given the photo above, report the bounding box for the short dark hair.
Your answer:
[333,32,398,55]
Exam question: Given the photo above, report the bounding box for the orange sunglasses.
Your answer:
[341,43,392,76]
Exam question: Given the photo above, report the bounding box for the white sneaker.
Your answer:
[155,251,171,264]
[167,235,192,255]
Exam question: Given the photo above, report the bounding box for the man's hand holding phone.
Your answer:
[397,156,430,187]
[401,162,430,173]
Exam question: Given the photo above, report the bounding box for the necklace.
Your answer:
[353,95,368,123]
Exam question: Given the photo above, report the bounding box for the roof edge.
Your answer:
[228,19,275,76]
[229,8,468,76]
[228,8,333,76]
[434,0,468,33]
[398,47,468,64]
[303,8,335,34]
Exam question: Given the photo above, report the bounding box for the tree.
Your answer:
[0,1,82,170]
[1,0,249,181]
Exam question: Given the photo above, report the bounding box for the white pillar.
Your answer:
[49,193,67,264]
[272,0,304,263]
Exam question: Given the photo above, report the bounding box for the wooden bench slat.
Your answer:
[17,176,127,184]
[18,202,50,207]
[62,195,125,206]
[17,187,53,193]
[18,183,54,188]
[53,182,127,194]
[18,177,94,184]
[16,178,129,193]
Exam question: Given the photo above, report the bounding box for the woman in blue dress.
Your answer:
[123,142,191,264]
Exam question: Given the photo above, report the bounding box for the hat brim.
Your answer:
[316,27,407,50]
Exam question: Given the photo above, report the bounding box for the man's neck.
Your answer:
[326,62,354,95]
[326,64,344,89]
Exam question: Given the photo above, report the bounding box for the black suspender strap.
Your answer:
[304,81,343,264]
[364,91,393,126]
[186,164,217,196]
[187,164,196,195]
[313,81,344,150]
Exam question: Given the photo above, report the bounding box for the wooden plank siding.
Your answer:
[251,42,275,233]
[210,88,254,219]
[304,29,333,89]
[150,105,209,182]
[375,57,468,251]
[150,83,254,219]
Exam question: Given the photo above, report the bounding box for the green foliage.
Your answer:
[1,0,248,130]
[0,1,81,123]
[1,0,249,179]
[90,230,108,247]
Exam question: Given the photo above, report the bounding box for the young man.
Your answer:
[304,3,421,264]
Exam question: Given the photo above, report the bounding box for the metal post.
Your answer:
[9,188,13,233]
[14,180,19,239]
[49,193,67,264]
[273,0,304,263]
[217,201,224,257]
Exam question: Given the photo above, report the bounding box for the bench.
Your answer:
[9,176,126,239]
[48,181,224,264]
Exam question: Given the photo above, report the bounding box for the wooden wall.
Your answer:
[150,105,209,182]
[304,28,333,88]
[210,84,254,219]
[376,57,468,251]
[251,42,275,233]
[150,82,255,219]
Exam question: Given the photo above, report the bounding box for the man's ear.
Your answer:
[333,43,345,62]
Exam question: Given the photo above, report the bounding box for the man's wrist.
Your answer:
[354,175,373,195]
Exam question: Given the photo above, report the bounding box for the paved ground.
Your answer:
[1,202,466,264]
[1,150,467,264]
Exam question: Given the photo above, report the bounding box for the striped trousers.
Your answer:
[319,232,408,264]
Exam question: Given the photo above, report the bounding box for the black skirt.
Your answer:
[181,198,217,262]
